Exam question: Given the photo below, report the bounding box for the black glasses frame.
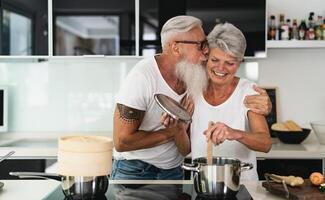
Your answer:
[175,40,208,51]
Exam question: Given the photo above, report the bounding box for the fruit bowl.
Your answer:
[272,128,311,144]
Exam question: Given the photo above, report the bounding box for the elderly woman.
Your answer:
[190,22,272,181]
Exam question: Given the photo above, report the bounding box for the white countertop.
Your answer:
[0,179,284,200]
[1,131,325,159]
[0,180,60,199]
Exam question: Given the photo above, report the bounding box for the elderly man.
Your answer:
[112,16,270,180]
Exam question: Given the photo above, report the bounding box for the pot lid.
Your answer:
[154,93,192,123]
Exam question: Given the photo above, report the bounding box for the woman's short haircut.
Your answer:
[207,22,246,61]
[160,15,202,50]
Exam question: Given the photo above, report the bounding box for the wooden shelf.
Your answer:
[267,40,325,48]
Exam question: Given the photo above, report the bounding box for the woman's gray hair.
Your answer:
[161,16,202,50]
[207,22,246,61]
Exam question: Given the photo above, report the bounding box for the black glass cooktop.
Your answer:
[44,183,253,200]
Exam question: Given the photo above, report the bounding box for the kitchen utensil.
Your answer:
[310,121,325,144]
[154,93,192,123]
[207,141,213,165]
[263,174,325,200]
[207,122,214,165]
[10,172,108,199]
[0,151,15,163]
[272,128,310,144]
[182,157,253,198]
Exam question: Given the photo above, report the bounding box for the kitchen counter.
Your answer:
[0,179,284,200]
[0,180,60,199]
[0,132,325,159]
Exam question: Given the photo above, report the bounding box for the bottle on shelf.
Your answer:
[291,19,299,40]
[322,19,325,40]
[277,14,284,40]
[299,20,307,40]
[268,15,277,40]
[308,12,315,29]
[315,16,323,40]
[280,14,289,40]
[306,12,315,40]
[286,19,292,40]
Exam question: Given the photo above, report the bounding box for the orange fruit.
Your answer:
[309,172,324,186]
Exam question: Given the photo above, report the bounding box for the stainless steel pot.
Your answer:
[182,157,253,198]
[10,172,108,199]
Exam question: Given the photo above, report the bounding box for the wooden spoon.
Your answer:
[207,121,214,165]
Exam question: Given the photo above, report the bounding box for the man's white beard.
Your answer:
[175,60,208,100]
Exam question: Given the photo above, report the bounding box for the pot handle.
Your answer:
[181,163,200,172]
[240,162,253,172]
[9,172,62,181]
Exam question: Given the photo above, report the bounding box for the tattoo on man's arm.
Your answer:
[117,103,143,123]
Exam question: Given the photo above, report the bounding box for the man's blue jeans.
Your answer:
[111,159,183,180]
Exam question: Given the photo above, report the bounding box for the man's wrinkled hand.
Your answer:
[244,85,272,116]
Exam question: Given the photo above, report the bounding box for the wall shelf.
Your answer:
[267,40,325,48]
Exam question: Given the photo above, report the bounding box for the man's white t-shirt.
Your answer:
[191,78,259,181]
[115,56,185,169]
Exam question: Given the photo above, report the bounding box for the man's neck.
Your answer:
[155,54,186,95]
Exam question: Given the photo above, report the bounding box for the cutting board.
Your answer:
[262,179,325,200]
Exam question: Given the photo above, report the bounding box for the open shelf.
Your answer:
[267,40,325,48]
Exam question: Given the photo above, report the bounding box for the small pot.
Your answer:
[182,157,253,198]
[10,172,108,199]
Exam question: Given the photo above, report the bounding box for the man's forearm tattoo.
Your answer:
[117,103,143,123]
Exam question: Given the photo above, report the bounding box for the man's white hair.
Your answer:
[160,16,202,51]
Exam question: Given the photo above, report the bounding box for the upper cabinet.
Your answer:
[0,0,48,56]
[1,0,267,58]
[53,0,135,56]
[139,0,266,58]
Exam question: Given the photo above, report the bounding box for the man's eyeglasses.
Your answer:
[175,40,208,51]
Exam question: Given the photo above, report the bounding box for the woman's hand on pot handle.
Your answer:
[204,122,242,145]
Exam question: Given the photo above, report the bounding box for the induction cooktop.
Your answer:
[44,182,253,200]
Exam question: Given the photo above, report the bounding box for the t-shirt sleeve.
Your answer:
[115,69,151,111]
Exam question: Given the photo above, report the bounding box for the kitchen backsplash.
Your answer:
[0,57,257,132]
[2,50,325,134]
[258,48,325,127]
[0,58,140,132]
